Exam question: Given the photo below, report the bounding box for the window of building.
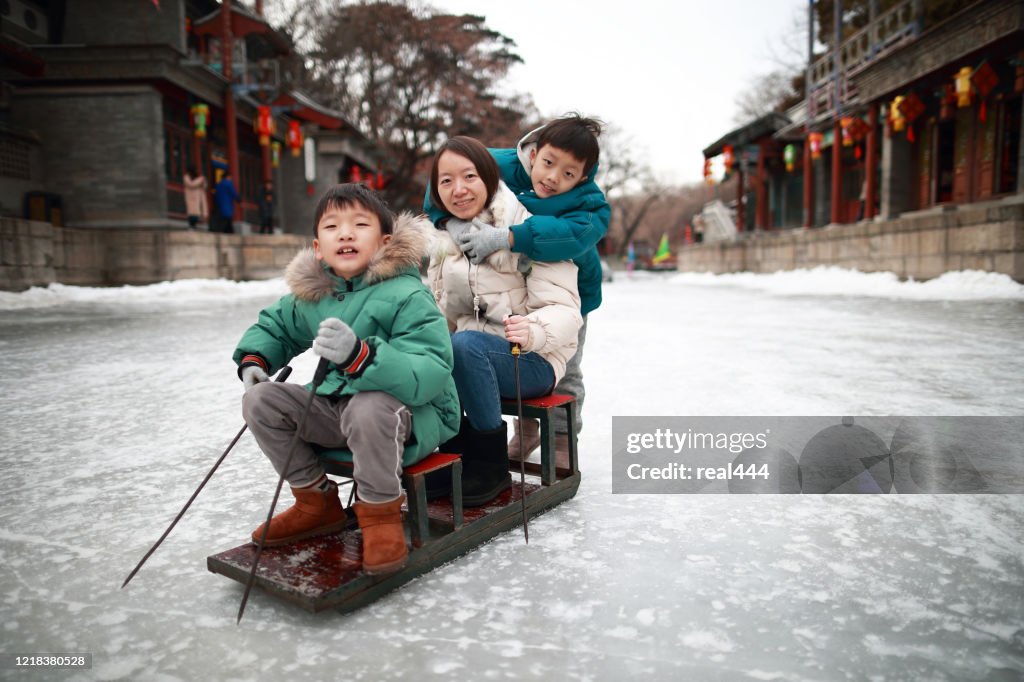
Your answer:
[0,132,32,180]
[935,119,956,204]
[996,96,1021,195]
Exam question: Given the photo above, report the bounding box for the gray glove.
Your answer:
[444,218,475,242]
[457,222,509,264]
[241,365,269,391]
[312,317,360,366]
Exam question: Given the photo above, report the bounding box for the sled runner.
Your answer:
[207,394,580,614]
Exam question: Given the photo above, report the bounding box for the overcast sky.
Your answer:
[433,0,808,186]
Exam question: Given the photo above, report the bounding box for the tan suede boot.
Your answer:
[353,495,408,575]
[250,479,348,547]
[508,418,541,461]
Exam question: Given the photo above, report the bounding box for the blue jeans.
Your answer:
[451,330,556,431]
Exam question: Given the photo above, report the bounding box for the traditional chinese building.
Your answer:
[693,0,1024,280]
[0,0,384,290]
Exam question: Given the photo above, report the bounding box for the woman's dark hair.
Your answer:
[313,183,395,236]
[428,136,500,213]
[186,164,198,178]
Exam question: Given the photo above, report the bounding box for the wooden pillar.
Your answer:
[222,0,239,209]
[865,103,878,219]
[735,165,745,234]
[192,135,202,178]
[803,133,814,228]
[262,143,272,184]
[831,119,843,224]
[756,140,768,230]
[1018,87,1024,195]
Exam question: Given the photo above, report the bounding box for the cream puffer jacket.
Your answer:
[428,182,582,383]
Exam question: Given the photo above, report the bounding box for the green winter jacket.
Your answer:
[424,137,610,316]
[233,214,460,466]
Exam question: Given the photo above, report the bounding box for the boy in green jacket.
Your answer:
[235,184,460,575]
[424,114,609,463]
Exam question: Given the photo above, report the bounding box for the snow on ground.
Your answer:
[0,268,1022,681]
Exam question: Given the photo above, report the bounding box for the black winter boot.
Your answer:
[425,417,472,500]
[461,421,512,507]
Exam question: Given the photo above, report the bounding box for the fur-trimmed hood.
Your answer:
[516,125,543,177]
[285,212,434,302]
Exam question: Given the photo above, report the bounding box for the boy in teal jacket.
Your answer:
[424,114,609,462]
[235,184,459,575]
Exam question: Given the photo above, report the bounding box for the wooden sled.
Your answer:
[207,394,579,614]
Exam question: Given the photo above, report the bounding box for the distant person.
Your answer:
[258,181,275,234]
[212,172,240,234]
[424,113,609,465]
[183,165,208,229]
[234,183,459,575]
[425,136,581,505]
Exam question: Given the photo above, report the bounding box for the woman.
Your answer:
[427,136,582,506]
[183,165,208,229]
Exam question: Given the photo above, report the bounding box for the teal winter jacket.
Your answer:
[424,141,610,316]
[233,214,460,466]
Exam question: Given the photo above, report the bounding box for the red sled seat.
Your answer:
[500,393,578,486]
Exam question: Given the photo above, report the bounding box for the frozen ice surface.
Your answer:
[1,268,1022,681]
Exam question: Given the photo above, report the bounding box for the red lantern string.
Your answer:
[971,61,998,123]
[898,93,924,143]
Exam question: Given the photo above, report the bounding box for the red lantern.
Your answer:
[808,132,823,160]
[898,92,925,142]
[375,172,385,190]
[286,121,303,157]
[840,117,853,147]
[840,117,869,148]
[255,106,274,146]
[722,144,734,171]
[702,157,713,184]
[849,117,869,143]
[970,61,998,122]
[349,165,362,183]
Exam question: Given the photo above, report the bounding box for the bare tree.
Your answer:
[591,123,668,256]
[731,4,809,125]
[266,0,536,209]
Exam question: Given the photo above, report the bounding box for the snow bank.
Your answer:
[669,267,1024,301]
[3,268,1021,311]
[0,278,289,310]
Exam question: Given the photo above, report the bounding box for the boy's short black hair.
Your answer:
[313,183,395,236]
[534,113,603,180]
[429,136,501,213]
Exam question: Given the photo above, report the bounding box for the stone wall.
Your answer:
[6,198,1023,291]
[0,218,55,290]
[1,218,308,291]
[64,0,186,54]
[11,86,167,225]
[677,199,1024,281]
